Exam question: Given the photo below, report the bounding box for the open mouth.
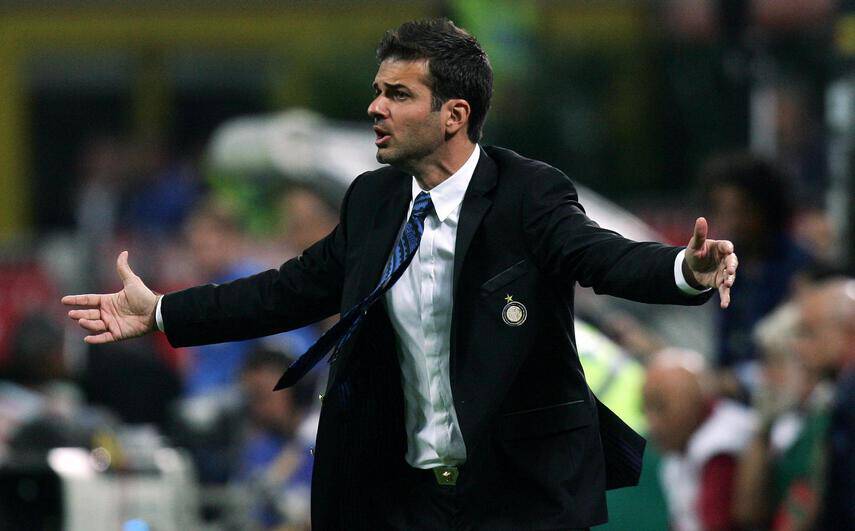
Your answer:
[374,126,391,146]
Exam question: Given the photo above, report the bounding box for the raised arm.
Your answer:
[62,251,159,344]
[523,167,735,306]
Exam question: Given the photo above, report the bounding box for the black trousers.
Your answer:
[382,465,591,531]
[384,465,471,530]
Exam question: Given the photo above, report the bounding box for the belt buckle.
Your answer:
[432,465,458,486]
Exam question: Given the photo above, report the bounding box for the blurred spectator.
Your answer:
[81,339,181,430]
[701,153,814,394]
[576,319,670,531]
[260,184,340,377]
[798,278,855,530]
[168,345,317,530]
[733,301,828,531]
[0,313,113,460]
[181,197,265,397]
[276,184,339,259]
[236,347,315,531]
[178,193,330,397]
[74,136,126,254]
[3,313,67,387]
[644,348,756,531]
[120,139,204,237]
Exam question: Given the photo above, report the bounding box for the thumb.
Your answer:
[116,251,136,285]
[689,217,708,251]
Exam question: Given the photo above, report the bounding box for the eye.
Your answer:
[392,91,409,101]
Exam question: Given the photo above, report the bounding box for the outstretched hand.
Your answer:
[62,251,159,343]
[683,217,738,309]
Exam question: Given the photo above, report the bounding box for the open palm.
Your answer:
[62,251,159,344]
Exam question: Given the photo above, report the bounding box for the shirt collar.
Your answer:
[411,145,480,223]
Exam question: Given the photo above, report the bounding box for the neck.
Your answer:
[411,140,476,190]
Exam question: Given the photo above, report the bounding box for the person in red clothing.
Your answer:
[644,349,757,531]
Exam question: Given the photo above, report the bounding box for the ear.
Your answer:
[444,99,471,137]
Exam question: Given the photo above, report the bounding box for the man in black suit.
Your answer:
[64,19,738,530]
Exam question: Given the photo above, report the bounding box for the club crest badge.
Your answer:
[502,294,527,326]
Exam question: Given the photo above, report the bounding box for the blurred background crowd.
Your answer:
[0,1,852,530]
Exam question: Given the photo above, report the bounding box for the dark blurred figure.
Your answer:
[169,346,316,529]
[4,313,67,386]
[236,347,314,531]
[733,300,828,531]
[798,278,855,530]
[644,348,756,531]
[701,153,814,395]
[81,339,181,429]
[0,313,69,531]
[0,313,114,531]
[0,313,110,455]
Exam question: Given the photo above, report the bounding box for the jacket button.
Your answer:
[309,447,315,456]
[318,393,324,402]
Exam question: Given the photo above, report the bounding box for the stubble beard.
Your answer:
[376,141,432,175]
[375,110,444,175]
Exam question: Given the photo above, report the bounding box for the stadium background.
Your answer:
[0,1,852,530]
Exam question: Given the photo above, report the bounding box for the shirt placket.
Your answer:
[436,216,458,460]
[421,214,447,460]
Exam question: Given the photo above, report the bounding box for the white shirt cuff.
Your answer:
[155,295,164,332]
[675,249,711,295]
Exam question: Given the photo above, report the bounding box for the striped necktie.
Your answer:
[275,191,433,390]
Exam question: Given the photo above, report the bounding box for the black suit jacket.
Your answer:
[162,146,711,529]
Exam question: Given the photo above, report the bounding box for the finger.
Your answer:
[61,294,103,307]
[725,253,739,275]
[79,318,107,333]
[716,239,734,256]
[68,309,100,320]
[719,284,731,309]
[689,217,708,251]
[724,273,736,287]
[116,251,136,285]
[84,332,116,344]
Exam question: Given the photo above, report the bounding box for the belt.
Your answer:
[430,465,459,486]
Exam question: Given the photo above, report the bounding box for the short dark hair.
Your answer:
[377,18,493,143]
[699,152,795,228]
[241,346,315,407]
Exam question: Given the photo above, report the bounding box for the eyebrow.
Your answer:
[372,82,411,92]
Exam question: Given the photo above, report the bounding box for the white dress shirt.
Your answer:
[384,145,481,469]
[154,145,708,470]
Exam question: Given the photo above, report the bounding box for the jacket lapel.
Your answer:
[354,173,411,301]
[452,147,498,296]
[327,172,408,390]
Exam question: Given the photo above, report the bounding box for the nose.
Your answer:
[367,95,387,120]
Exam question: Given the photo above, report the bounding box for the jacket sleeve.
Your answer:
[161,177,360,347]
[522,166,712,305]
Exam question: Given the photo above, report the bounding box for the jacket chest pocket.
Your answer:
[480,258,531,295]
[479,259,538,330]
